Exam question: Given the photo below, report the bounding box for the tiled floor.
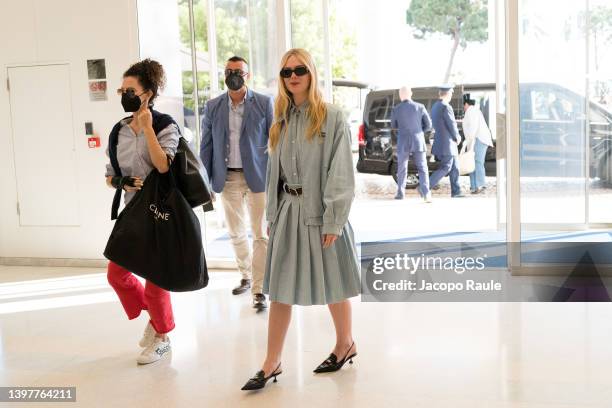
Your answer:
[1,266,612,407]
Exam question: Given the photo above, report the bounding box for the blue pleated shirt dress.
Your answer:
[262,102,361,306]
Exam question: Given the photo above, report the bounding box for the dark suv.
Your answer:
[518,82,612,181]
[356,83,612,188]
[356,84,496,188]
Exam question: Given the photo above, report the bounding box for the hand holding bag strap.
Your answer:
[147,157,177,222]
[458,144,476,175]
[166,155,178,189]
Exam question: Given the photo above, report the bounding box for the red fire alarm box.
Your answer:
[86,122,100,148]
[88,136,101,148]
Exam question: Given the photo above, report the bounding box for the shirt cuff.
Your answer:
[322,223,344,236]
[162,147,176,160]
[105,164,116,177]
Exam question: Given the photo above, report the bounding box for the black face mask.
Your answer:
[225,73,245,91]
[121,92,143,112]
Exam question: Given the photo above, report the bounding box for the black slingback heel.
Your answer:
[313,342,357,373]
[241,363,282,391]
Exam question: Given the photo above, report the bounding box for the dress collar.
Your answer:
[290,100,309,114]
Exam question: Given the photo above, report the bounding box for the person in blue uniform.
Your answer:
[429,85,464,198]
[390,86,433,202]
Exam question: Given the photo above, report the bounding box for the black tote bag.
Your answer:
[103,167,208,292]
[173,137,214,212]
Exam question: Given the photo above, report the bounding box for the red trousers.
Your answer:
[107,262,175,334]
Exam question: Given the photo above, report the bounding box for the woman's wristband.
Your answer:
[110,176,135,190]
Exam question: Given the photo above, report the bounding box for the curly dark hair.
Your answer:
[123,58,166,102]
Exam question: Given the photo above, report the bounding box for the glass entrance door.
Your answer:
[510,0,612,272]
[518,0,588,233]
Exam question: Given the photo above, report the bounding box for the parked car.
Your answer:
[332,79,373,152]
[356,83,612,188]
[519,82,612,182]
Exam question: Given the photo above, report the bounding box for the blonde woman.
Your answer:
[241,49,360,391]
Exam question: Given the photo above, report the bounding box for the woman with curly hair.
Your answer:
[104,59,180,365]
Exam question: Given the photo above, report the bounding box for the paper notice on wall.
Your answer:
[89,80,108,101]
[87,59,107,101]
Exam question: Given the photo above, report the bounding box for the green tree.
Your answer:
[330,0,357,80]
[178,0,250,104]
[329,0,358,117]
[291,0,357,81]
[214,3,249,63]
[246,0,280,89]
[290,0,326,72]
[178,0,212,110]
[178,0,358,109]
[178,0,208,51]
[406,0,488,83]
[291,0,358,116]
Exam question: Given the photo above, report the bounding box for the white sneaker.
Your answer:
[424,192,433,203]
[137,336,171,365]
[139,322,156,348]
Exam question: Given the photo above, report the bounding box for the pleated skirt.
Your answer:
[263,192,361,306]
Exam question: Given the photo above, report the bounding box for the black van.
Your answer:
[356,83,612,188]
[518,82,612,181]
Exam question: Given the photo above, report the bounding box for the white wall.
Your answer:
[0,0,140,260]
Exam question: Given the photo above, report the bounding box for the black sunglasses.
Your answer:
[280,65,309,78]
[116,87,146,97]
[225,68,248,77]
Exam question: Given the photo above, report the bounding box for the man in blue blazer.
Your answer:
[200,56,274,310]
[429,86,465,198]
[390,86,433,201]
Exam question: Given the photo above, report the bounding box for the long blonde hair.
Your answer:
[269,48,327,151]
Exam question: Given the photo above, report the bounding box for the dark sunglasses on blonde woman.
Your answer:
[279,65,309,78]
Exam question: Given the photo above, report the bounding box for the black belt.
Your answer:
[227,167,243,172]
[282,183,303,196]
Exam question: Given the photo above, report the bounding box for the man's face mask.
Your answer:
[225,69,247,91]
[119,88,146,112]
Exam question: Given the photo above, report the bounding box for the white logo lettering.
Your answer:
[149,204,170,221]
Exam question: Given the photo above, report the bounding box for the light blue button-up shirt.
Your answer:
[105,120,179,204]
[266,103,355,235]
[227,93,246,168]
